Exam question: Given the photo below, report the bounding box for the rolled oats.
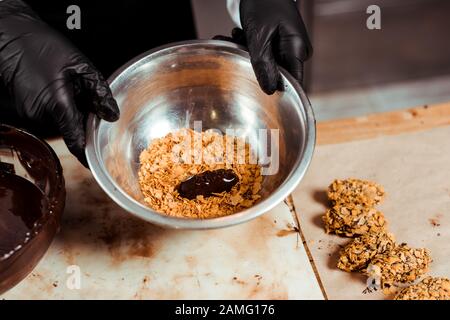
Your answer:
[338,230,396,272]
[394,277,450,300]
[138,129,262,218]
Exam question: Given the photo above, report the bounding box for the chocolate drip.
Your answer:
[177,169,239,200]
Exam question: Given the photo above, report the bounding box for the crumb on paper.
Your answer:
[394,277,450,300]
[338,230,396,272]
[138,128,262,219]
[366,243,432,294]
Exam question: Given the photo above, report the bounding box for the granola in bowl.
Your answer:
[138,128,262,219]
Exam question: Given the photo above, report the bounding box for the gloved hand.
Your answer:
[234,0,313,95]
[0,0,119,166]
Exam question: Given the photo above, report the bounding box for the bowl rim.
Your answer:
[85,39,316,229]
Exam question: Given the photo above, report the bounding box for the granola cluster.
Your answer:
[323,205,386,237]
[138,128,262,218]
[366,244,432,292]
[394,277,450,300]
[323,179,386,237]
[322,178,446,300]
[337,230,395,272]
[327,178,385,207]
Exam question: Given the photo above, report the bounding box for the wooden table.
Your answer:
[317,101,450,145]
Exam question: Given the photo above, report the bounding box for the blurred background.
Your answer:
[5,0,450,124]
[192,0,450,120]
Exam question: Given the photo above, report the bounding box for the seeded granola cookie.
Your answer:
[327,178,385,207]
[366,243,432,293]
[394,277,450,300]
[322,204,387,237]
[338,230,396,272]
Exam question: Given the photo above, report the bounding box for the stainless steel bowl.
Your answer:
[86,40,315,229]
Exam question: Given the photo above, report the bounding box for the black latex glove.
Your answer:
[236,0,312,95]
[0,0,119,166]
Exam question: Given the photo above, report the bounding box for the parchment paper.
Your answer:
[2,141,323,299]
[292,126,450,299]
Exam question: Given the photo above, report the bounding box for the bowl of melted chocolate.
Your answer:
[0,125,65,294]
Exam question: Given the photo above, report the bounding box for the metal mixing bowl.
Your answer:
[86,40,315,229]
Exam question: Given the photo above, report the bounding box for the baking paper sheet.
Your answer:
[292,126,450,299]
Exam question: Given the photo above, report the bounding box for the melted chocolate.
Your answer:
[0,172,48,256]
[177,169,239,200]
